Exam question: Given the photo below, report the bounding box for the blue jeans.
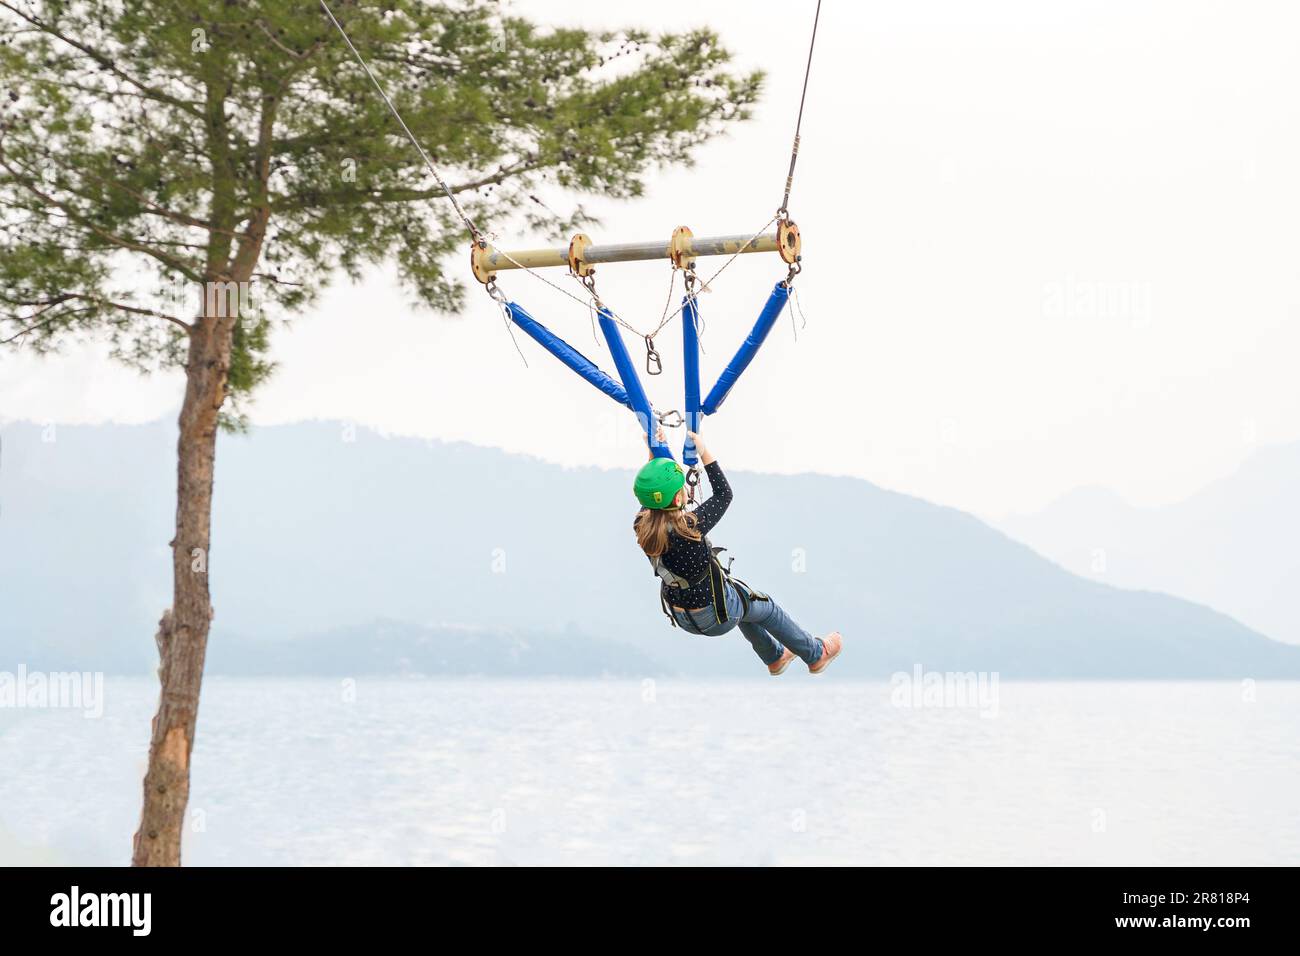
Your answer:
[671,582,824,667]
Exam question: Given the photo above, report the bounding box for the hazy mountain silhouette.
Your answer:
[2,420,1297,678]
[1000,442,1300,645]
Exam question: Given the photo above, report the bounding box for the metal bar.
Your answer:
[597,306,674,460]
[477,232,780,274]
[588,233,780,265]
[480,246,570,272]
[505,302,633,409]
[701,281,791,415]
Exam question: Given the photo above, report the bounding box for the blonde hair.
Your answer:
[634,506,702,557]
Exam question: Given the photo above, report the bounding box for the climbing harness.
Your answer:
[649,532,732,628]
[650,531,771,631]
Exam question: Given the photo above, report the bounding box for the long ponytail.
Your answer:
[634,507,702,557]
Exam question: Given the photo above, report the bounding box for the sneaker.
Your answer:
[808,632,843,674]
[768,648,796,677]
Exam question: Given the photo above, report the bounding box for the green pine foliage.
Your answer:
[0,0,762,419]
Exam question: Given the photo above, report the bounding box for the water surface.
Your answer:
[1,678,1295,865]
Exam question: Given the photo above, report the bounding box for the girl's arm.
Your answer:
[687,431,731,533]
[692,430,716,466]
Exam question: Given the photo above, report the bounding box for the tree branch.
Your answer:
[265,158,546,217]
[0,0,204,118]
[0,156,206,282]
[1,292,191,344]
[70,165,233,237]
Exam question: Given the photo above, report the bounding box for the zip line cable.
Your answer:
[318,0,483,242]
[779,0,822,216]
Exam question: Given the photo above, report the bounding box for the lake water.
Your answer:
[1,678,1297,866]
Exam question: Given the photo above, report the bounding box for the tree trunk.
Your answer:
[132,314,230,867]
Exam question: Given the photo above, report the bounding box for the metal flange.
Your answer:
[567,233,594,278]
[470,240,495,285]
[669,225,696,271]
[777,218,801,265]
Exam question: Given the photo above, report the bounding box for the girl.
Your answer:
[632,429,842,675]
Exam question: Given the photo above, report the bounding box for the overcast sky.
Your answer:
[2,0,1297,518]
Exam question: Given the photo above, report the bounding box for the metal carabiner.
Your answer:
[645,334,662,375]
[581,272,603,310]
[657,409,684,428]
[684,465,701,503]
[782,258,803,288]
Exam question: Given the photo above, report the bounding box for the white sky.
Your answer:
[3,0,1298,518]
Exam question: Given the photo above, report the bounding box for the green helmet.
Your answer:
[634,458,686,510]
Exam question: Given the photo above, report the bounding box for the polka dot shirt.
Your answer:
[639,460,732,609]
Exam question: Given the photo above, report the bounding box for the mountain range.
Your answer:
[1,419,1296,678]
[999,441,1299,646]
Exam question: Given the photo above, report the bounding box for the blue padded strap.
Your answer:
[506,302,632,409]
[597,306,674,459]
[681,292,702,466]
[701,282,791,415]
